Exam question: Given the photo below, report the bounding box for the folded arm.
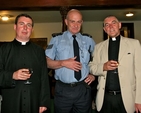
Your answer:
[46,56,82,71]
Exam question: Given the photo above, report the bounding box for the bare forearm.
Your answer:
[46,57,81,71]
[46,57,64,69]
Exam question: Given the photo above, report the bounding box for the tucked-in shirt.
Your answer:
[45,31,95,83]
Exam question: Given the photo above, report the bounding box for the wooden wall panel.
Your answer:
[0,0,141,10]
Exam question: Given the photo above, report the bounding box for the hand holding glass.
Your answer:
[24,68,33,85]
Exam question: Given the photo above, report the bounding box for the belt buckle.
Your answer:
[113,91,116,95]
[70,83,77,87]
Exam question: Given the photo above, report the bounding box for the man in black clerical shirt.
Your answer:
[0,14,50,113]
[89,16,141,113]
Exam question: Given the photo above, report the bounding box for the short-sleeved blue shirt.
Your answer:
[45,31,95,83]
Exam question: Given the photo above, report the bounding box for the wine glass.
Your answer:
[24,68,33,85]
[113,68,118,74]
[112,59,119,74]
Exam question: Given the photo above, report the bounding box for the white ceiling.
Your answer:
[0,8,141,24]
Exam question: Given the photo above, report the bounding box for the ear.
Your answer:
[65,19,68,26]
[103,27,106,33]
[14,24,16,30]
[119,22,122,29]
[81,20,83,24]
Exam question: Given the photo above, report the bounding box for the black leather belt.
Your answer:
[57,80,84,87]
[105,90,121,95]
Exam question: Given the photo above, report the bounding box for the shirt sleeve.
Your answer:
[45,37,57,60]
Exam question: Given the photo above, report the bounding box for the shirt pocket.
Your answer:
[56,44,71,60]
[80,46,90,64]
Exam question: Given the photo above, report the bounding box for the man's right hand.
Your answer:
[13,68,31,80]
[103,60,118,71]
[62,56,82,72]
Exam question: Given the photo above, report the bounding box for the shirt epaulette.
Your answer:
[52,33,63,37]
[82,33,92,38]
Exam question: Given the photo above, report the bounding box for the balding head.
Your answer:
[66,9,82,20]
[65,9,83,34]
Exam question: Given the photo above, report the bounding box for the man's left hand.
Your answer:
[135,103,141,113]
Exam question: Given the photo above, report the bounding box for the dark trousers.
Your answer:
[98,92,127,113]
[54,81,92,113]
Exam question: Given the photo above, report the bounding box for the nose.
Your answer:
[74,23,79,28]
[108,24,114,28]
[23,24,27,29]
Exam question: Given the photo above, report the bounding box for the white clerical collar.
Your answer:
[112,37,116,41]
[16,39,28,45]
[21,42,26,45]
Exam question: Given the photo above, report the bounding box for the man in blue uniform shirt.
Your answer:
[45,9,95,113]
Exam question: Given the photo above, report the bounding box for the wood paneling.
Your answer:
[0,0,141,10]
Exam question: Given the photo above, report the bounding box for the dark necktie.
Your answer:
[72,35,81,81]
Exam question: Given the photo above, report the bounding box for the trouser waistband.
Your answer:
[57,80,85,87]
[105,90,121,95]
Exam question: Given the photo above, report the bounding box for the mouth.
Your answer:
[22,32,28,35]
[109,29,115,33]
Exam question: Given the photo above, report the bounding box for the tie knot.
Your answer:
[72,35,76,38]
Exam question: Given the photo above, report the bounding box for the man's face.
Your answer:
[14,16,33,41]
[65,12,83,34]
[103,16,121,38]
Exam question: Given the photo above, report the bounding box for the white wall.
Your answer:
[0,21,141,45]
[0,24,15,41]
[0,22,62,43]
[134,21,141,41]
[82,21,103,44]
[31,22,62,43]
[83,21,141,44]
